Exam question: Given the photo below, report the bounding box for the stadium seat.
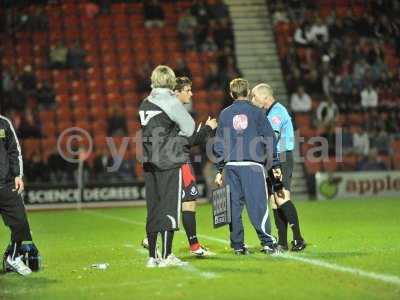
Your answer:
[392,154,400,170]
[305,160,322,174]
[343,155,358,170]
[322,158,338,172]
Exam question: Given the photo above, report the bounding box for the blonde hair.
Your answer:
[252,83,274,99]
[229,78,249,99]
[151,65,176,89]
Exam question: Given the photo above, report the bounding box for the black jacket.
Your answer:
[139,88,197,171]
[0,115,23,188]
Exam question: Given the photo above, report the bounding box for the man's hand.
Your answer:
[13,176,24,194]
[214,172,223,186]
[205,116,218,130]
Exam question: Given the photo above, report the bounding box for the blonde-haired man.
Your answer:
[150,65,176,90]
[139,65,195,267]
[213,78,281,255]
[252,83,305,252]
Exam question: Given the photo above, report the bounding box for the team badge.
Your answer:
[0,129,5,138]
[233,114,248,131]
[271,116,281,125]
[190,186,198,196]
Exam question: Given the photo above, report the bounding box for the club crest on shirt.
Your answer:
[233,114,248,131]
[190,186,198,196]
[271,116,281,125]
[0,129,5,138]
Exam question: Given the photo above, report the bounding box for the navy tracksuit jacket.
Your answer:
[213,100,279,249]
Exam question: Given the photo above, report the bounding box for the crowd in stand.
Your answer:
[269,0,400,171]
[1,0,237,186]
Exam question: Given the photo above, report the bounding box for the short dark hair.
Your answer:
[174,77,192,92]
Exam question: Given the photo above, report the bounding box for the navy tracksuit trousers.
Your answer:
[224,162,274,250]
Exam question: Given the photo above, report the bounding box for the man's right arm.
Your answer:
[213,114,225,173]
[257,110,279,167]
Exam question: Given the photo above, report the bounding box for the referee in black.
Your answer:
[0,114,34,275]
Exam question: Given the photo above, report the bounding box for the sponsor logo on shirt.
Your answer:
[0,129,5,138]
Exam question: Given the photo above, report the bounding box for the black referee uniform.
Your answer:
[0,115,32,258]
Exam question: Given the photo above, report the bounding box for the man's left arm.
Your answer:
[4,119,24,192]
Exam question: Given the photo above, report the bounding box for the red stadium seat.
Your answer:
[322,157,338,172]
[305,160,322,174]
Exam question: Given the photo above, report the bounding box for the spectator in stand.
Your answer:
[374,126,391,155]
[353,126,370,156]
[36,81,56,109]
[18,109,42,139]
[30,7,48,31]
[356,149,387,171]
[204,63,223,90]
[191,0,211,48]
[293,22,313,47]
[177,9,197,51]
[116,156,136,182]
[329,18,345,46]
[304,65,323,94]
[213,19,233,50]
[191,0,211,25]
[290,85,312,113]
[360,84,378,109]
[374,15,398,40]
[25,151,49,183]
[315,97,338,130]
[341,125,353,155]
[143,0,165,28]
[136,63,152,94]
[352,58,370,89]
[174,58,192,78]
[67,41,88,74]
[272,5,289,25]
[5,83,26,112]
[93,148,113,182]
[107,105,127,136]
[309,17,329,45]
[321,55,334,96]
[19,65,36,95]
[2,68,15,95]
[201,33,218,52]
[47,148,69,183]
[49,42,68,69]
[209,0,229,21]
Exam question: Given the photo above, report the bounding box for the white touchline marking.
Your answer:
[280,253,400,286]
[85,211,400,286]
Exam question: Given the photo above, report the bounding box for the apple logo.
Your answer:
[319,177,342,199]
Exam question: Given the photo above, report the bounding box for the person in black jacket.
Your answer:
[0,115,37,276]
[174,77,217,257]
[142,77,217,258]
[139,65,195,268]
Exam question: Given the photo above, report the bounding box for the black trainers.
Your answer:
[234,246,250,255]
[291,240,306,252]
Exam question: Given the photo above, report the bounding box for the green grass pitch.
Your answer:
[1,197,399,300]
